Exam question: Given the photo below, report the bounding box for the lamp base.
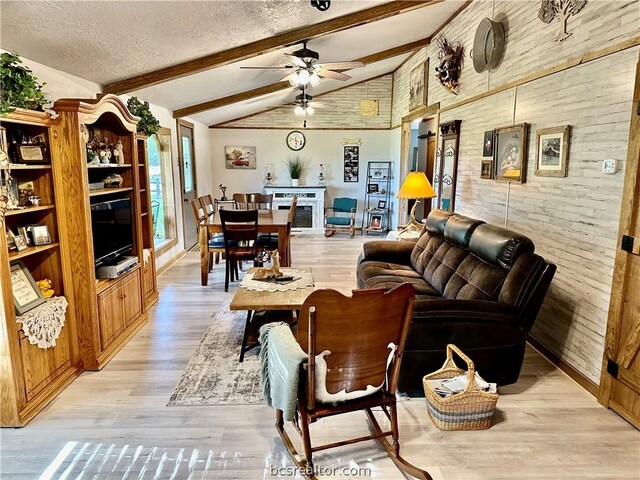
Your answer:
[398,200,424,235]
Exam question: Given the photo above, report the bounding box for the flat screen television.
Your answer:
[90,198,133,267]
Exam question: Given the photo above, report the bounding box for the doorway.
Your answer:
[598,53,640,428]
[176,119,198,249]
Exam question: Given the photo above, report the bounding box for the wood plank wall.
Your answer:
[391,0,639,384]
[221,75,393,129]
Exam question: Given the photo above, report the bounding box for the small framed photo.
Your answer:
[10,261,46,315]
[483,130,494,157]
[480,160,493,179]
[15,144,46,163]
[18,226,33,246]
[377,200,387,209]
[17,180,35,207]
[10,230,28,251]
[369,215,383,230]
[372,169,383,179]
[367,183,379,194]
[494,123,528,183]
[535,125,571,177]
[29,224,51,246]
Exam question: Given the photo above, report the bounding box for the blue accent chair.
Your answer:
[324,197,357,238]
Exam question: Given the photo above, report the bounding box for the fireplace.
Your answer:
[264,186,327,234]
[278,205,313,228]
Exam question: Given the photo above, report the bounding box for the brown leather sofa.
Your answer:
[357,209,556,394]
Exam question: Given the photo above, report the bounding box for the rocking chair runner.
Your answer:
[324,197,357,238]
[275,283,432,480]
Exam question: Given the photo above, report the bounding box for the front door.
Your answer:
[599,53,640,428]
[177,120,197,249]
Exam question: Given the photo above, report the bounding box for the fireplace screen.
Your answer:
[279,205,313,228]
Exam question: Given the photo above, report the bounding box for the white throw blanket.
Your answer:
[258,322,307,421]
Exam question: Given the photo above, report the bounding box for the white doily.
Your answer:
[16,296,68,349]
[240,268,314,292]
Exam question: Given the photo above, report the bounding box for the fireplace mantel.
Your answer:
[264,185,327,234]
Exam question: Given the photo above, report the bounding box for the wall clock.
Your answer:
[286,131,306,151]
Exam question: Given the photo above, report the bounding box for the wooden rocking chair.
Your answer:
[276,283,432,480]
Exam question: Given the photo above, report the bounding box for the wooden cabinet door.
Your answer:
[143,252,156,300]
[19,322,72,402]
[122,270,142,327]
[97,285,125,351]
[599,54,640,428]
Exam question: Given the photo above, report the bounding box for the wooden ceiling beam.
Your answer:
[173,37,430,118]
[102,0,440,94]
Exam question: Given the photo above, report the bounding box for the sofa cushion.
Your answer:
[410,231,446,275]
[421,242,470,295]
[469,223,535,270]
[444,214,484,248]
[425,209,452,235]
[358,261,440,296]
[442,255,506,300]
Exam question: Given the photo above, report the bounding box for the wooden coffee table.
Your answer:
[230,267,313,362]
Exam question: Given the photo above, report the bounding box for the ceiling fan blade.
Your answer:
[317,69,351,81]
[278,72,298,83]
[239,65,293,70]
[284,53,308,68]
[317,61,364,70]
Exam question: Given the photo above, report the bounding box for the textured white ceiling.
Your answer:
[0,0,387,84]
[130,1,464,113]
[0,0,466,122]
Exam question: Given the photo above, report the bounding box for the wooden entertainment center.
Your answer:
[1,95,159,426]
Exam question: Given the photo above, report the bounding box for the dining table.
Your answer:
[199,209,291,286]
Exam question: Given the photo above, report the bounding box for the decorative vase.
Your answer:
[291,179,299,187]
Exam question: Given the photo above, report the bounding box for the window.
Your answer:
[147,128,177,253]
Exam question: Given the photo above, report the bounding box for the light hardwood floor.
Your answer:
[1,235,639,479]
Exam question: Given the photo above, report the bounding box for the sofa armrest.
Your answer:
[360,240,415,265]
[413,298,516,323]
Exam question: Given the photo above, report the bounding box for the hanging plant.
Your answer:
[0,52,48,116]
[126,96,160,137]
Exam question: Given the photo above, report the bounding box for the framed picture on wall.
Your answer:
[343,145,359,182]
[535,125,571,177]
[482,130,494,157]
[10,261,46,315]
[480,160,493,179]
[409,60,428,112]
[494,123,528,183]
[224,146,256,169]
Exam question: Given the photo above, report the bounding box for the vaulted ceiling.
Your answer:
[0,0,468,126]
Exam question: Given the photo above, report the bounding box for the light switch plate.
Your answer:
[602,159,618,174]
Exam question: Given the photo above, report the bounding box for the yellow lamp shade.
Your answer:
[397,171,436,199]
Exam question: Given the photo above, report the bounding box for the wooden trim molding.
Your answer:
[174,40,429,119]
[401,102,440,124]
[103,0,441,94]
[527,335,599,397]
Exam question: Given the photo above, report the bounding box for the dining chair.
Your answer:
[219,209,260,292]
[274,283,431,480]
[191,199,223,269]
[232,193,249,209]
[257,196,296,263]
[247,193,273,210]
[199,194,216,216]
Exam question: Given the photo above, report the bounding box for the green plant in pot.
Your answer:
[0,53,48,116]
[286,156,305,186]
[126,96,160,137]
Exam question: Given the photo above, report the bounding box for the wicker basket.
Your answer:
[422,344,499,431]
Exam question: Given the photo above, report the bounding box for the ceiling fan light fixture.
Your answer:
[306,106,315,115]
[309,72,320,87]
[294,105,305,116]
[297,69,311,85]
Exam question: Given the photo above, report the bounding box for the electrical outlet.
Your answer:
[602,159,618,174]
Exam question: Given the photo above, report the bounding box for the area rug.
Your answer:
[168,300,264,406]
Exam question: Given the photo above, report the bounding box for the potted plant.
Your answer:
[0,53,48,116]
[286,156,305,187]
[126,96,160,137]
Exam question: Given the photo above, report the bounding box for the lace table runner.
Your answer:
[16,296,68,349]
[240,268,314,292]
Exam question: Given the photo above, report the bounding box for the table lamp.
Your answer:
[396,171,436,234]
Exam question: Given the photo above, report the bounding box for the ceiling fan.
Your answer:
[281,87,326,116]
[240,41,364,87]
